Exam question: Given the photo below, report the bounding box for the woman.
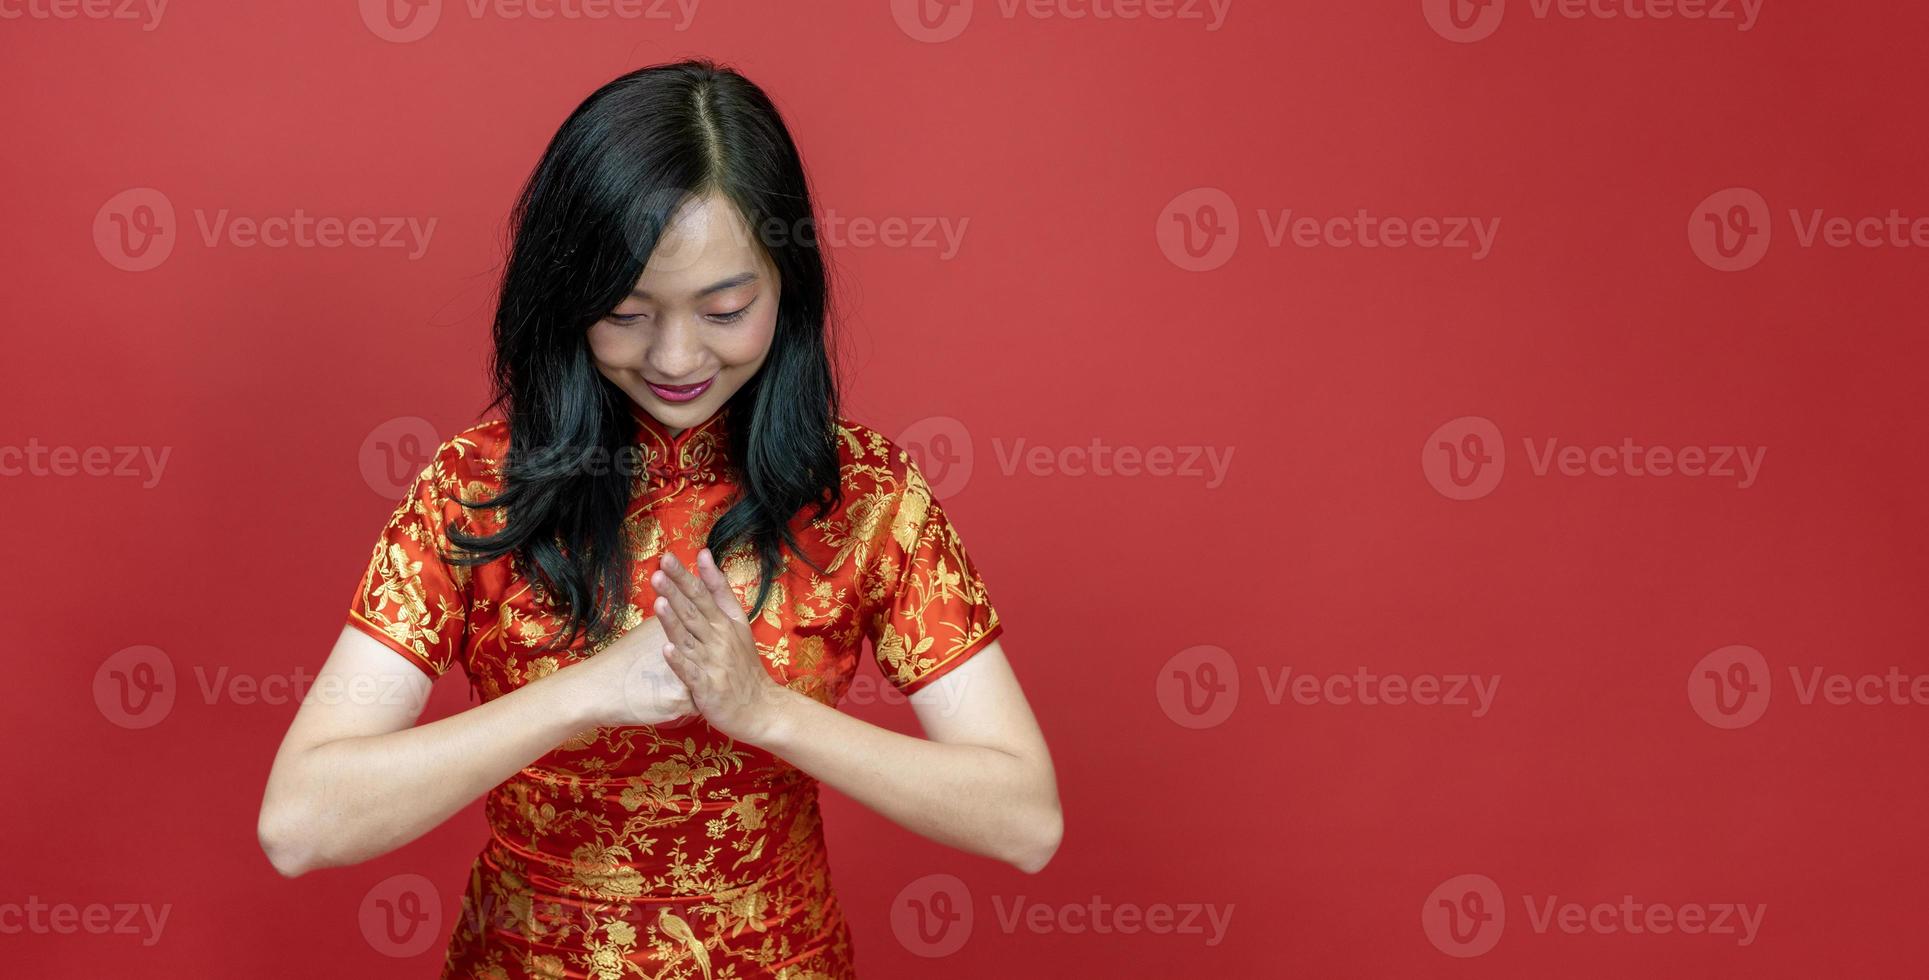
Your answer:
[257,58,1062,979]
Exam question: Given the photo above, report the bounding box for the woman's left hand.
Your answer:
[651,548,792,746]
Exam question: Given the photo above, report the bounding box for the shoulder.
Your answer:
[830,415,936,545]
[429,418,508,481]
[410,418,510,525]
[831,415,923,487]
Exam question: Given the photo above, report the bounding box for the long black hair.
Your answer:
[444,58,843,656]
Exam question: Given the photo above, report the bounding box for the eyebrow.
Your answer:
[630,271,759,301]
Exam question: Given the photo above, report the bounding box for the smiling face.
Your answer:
[588,191,781,437]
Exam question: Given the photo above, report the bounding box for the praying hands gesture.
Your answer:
[651,549,795,746]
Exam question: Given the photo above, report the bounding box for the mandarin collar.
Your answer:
[627,399,730,491]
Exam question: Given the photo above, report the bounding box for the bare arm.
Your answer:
[757,641,1064,873]
[255,621,688,877]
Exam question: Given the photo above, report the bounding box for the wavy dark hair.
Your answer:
[444,58,843,655]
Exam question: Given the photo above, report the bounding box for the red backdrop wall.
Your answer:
[5,0,1927,976]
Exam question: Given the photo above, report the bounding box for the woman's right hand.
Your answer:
[572,612,699,728]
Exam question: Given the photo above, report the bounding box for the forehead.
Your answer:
[635,192,766,294]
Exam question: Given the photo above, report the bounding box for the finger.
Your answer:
[659,640,698,686]
[654,595,703,653]
[660,639,702,690]
[662,553,729,633]
[696,549,750,625]
[653,570,715,644]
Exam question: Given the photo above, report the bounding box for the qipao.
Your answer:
[345,400,1004,980]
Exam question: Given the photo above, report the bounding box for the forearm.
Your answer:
[261,670,598,875]
[757,689,1058,870]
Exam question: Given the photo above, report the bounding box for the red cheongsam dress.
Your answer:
[344,400,1005,980]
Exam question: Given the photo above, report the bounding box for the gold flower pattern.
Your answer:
[345,403,1004,979]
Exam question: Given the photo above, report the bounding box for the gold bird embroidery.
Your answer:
[655,907,711,980]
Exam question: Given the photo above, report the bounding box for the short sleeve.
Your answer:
[345,441,473,679]
[864,454,1004,695]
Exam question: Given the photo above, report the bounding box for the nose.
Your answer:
[645,313,709,382]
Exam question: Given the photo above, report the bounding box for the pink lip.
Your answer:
[645,375,715,403]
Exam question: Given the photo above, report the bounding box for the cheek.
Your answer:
[585,323,639,365]
[721,312,779,367]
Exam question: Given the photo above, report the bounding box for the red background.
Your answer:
[5,0,1927,976]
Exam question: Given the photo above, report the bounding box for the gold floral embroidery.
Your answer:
[347,410,997,979]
